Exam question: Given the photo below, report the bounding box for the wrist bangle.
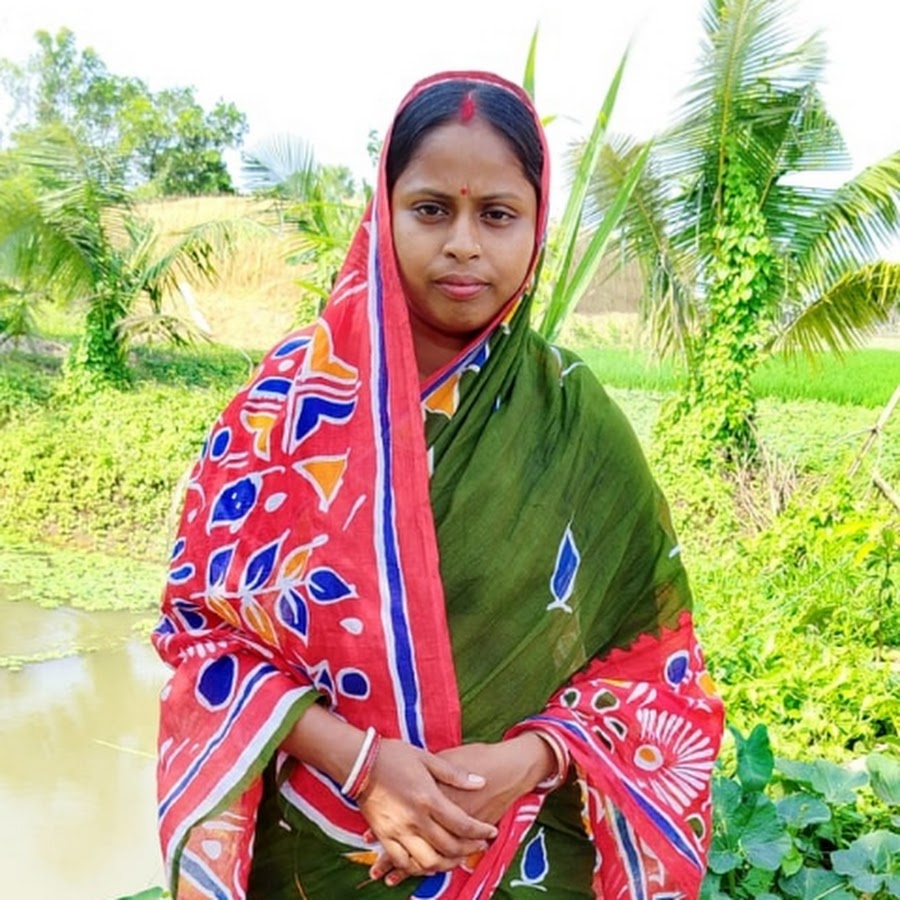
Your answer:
[533,731,569,793]
[341,727,382,800]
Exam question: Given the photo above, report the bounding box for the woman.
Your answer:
[153,71,723,899]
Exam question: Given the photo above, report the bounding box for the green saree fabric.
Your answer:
[247,305,717,898]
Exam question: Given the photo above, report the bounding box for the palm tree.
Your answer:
[0,128,236,384]
[589,0,900,459]
[241,134,364,322]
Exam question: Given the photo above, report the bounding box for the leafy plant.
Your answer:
[527,34,650,342]
[241,134,365,324]
[0,130,241,384]
[591,0,900,460]
[703,724,900,899]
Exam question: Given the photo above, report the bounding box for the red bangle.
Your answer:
[342,728,382,800]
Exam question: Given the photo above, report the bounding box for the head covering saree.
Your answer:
[153,71,724,899]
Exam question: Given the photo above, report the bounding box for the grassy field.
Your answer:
[580,345,900,409]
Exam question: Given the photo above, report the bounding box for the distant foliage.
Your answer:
[0,28,247,195]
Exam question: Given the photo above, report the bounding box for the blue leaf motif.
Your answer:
[293,396,356,445]
[277,589,308,640]
[666,651,690,686]
[512,827,549,888]
[337,668,370,699]
[210,427,231,459]
[173,600,205,631]
[243,542,279,591]
[207,545,234,588]
[312,664,334,698]
[168,563,195,584]
[196,655,236,709]
[170,537,186,561]
[306,567,356,603]
[549,524,580,612]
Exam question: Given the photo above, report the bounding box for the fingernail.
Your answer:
[369,867,383,880]
[363,829,375,843]
[385,873,400,887]
[466,773,485,785]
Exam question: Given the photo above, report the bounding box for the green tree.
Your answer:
[591,0,900,461]
[0,130,236,384]
[0,28,247,195]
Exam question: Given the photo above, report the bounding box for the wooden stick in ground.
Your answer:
[849,384,900,478]
[873,470,900,514]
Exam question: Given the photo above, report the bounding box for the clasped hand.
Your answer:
[359,734,552,887]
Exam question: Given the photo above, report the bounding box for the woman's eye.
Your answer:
[414,203,446,218]
[483,208,515,223]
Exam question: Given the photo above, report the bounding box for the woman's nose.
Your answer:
[443,215,481,260]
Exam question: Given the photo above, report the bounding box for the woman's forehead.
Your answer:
[399,120,533,189]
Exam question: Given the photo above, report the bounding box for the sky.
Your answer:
[0,0,898,205]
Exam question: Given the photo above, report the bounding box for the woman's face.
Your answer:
[390,118,538,376]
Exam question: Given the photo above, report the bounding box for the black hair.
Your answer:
[386,80,543,203]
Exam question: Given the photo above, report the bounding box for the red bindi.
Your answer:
[459,186,468,196]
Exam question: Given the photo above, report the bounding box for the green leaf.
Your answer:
[779,866,853,900]
[522,26,539,102]
[712,773,743,822]
[776,792,832,829]
[867,753,900,806]
[780,843,804,877]
[708,848,742,874]
[537,48,630,340]
[732,723,774,793]
[776,757,818,786]
[808,760,868,805]
[113,889,167,900]
[831,830,900,891]
[741,795,792,871]
[700,874,730,900]
[542,141,650,340]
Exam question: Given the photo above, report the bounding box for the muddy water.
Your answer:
[0,597,169,899]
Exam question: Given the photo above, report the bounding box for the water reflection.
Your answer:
[1,604,169,899]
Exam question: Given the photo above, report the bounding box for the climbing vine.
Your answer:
[661,144,775,465]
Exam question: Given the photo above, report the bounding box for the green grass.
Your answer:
[581,347,900,408]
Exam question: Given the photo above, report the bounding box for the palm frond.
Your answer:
[773,260,900,356]
[794,151,900,296]
[666,0,828,214]
[241,134,318,199]
[584,134,699,357]
[141,218,248,308]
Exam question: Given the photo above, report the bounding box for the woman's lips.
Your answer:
[434,278,488,300]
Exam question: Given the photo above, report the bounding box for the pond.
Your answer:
[1,590,169,898]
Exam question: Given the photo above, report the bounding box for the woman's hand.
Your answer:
[358,738,497,881]
[281,705,495,881]
[367,733,556,886]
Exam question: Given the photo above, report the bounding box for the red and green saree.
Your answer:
[153,71,724,899]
